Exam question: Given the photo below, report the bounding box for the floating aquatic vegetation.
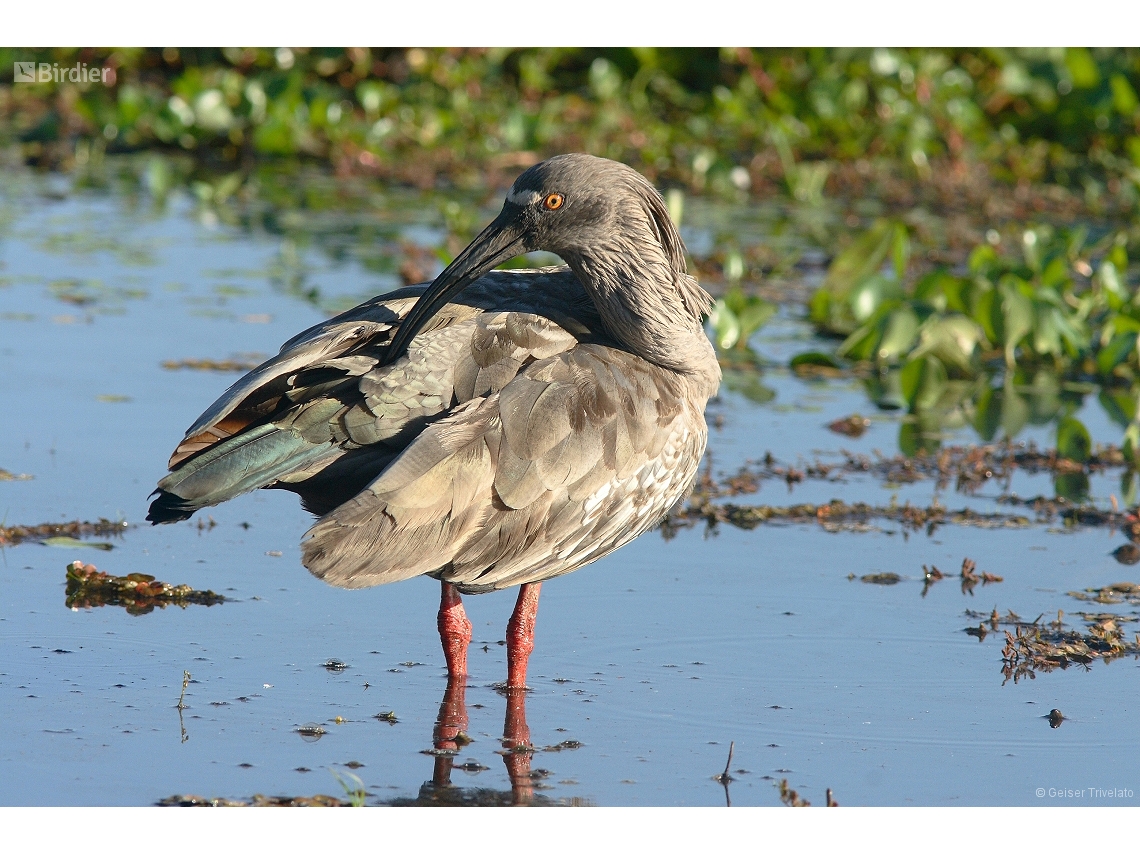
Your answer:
[41,536,114,551]
[0,518,128,547]
[670,442,1140,539]
[162,356,265,372]
[1067,581,1140,605]
[923,558,1003,596]
[999,614,1140,684]
[861,573,902,585]
[158,793,347,807]
[0,467,33,481]
[64,560,224,615]
[827,414,871,437]
[797,218,1140,457]
[961,606,1140,682]
[670,495,1033,538]
[777,779,838,808]
[700,441,1133,500]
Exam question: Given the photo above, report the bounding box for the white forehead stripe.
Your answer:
[506,188,541,206]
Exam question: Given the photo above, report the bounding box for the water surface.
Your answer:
[2,167,1137,806]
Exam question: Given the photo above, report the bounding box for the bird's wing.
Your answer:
[301,340,701,593]
[167,290,423,468]
[152,284,589,524]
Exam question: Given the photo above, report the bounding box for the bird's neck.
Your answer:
[568,254,721,393]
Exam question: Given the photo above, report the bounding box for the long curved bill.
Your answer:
[384,204,529,365]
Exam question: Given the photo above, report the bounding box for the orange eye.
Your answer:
[543,193,564,210]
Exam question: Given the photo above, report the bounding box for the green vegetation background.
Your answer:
[3,47,1139,194]
[3,47,1140,492]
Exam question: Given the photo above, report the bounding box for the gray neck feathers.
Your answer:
[563,192,720,391]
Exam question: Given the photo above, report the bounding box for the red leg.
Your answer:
[505,582,542,690]
[437,581,472,681]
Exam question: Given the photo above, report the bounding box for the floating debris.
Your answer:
[41,536,114,551]
[541,740,583,752]
[998,613,1140,684]
[671,496,1032,537]
[861,573,901,585]
[65,561,224,615]
[456,759,490,772]
[162,356,264,372]
[158,793,346,807]
[1111,544,1140,565]
[322,659,348,672]
[1,518,128,547]
[373,711,398,724]
[777,779,810,807]
[1067,582,1140,606]
[827,414,871,437]
[0,467,33,481]
[958,557,1003,595]
[687,440,1132,499]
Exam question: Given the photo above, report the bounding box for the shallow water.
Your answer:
[2,168,1138,807]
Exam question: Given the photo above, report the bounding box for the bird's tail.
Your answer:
[147,423,336,524]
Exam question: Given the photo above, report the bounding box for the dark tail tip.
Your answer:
[146,489,197,524]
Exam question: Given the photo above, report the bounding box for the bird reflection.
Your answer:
[385,678,575,807]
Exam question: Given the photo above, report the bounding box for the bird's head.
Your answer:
[385,154,688,363]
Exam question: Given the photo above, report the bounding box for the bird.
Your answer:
[148,153,721,692]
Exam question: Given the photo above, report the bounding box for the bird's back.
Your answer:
[150,266,713,593]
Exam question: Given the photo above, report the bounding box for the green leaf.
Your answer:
[898,355,947,413]
[1123,422,1140,468]
[968,244,998,275]
[1097,331,1138,376]
[1064,47,1101,89]
[974,385,1001,442]
[972,287,999,345]
[1111,73,1139,116]
[876,306,919,361]
[790,351,842,371]
[41,537,114,551]
[998,281,1034,366]
[710,298,742,350]
[735,299,777,345]
[865,368,907,411]
[722,369,776,404]
[1121,470,1138,507]
[1054,471,1090,503]
[890,222,910,282]
[1031,306,1063,358]
[837,316,882,361]
[1040,256,1069,290]
[820,219,896,301]
[1098,260,1127,310]
[848,275,902,324]
[898,416,941,458]
[1108,236,1128,272]
[911,315,985,375]
[1056,416,1092,464]
[914,271,968,314]
[1098,389,1138,429]
[1024,371,1062,426]
[999,384,1029,438]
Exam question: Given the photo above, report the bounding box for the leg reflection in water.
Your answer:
[392,672,549,806]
